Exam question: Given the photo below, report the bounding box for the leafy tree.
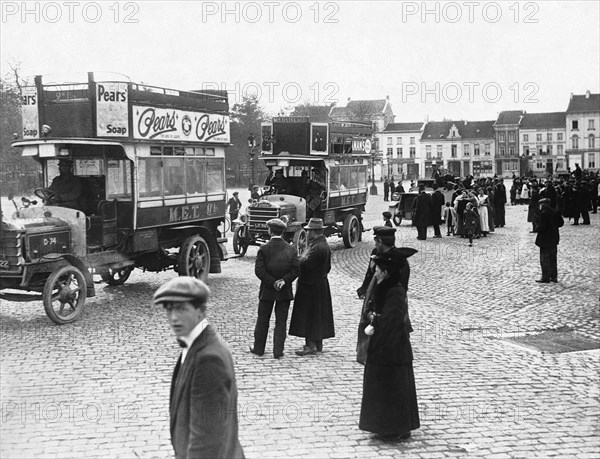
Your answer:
[228,95,269,187]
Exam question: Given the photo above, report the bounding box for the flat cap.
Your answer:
[153,277,210,305]
[266,218,287,230]
[373,226,396,237]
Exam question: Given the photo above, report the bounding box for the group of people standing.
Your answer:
[412,177,508,246]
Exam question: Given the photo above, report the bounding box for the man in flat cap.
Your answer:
[534,197,563,283]
[289,218,335,356]
[154,277,245,459]
[227,191,242,222]
[250,218,300,359]
[48,158,84,211]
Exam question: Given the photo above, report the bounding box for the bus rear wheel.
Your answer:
[342,214,360,248]
[178,235,210,282]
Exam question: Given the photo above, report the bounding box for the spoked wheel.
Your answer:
[100,267,133,286]
[233,226,249,256]
[43,265,87,325]
[342,214,361,248]
[293,228,307,257]
[178,235,210,281]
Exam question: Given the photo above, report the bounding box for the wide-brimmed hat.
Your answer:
[266,218,287,230]
[303,218,324,230]
[153,277,210,305]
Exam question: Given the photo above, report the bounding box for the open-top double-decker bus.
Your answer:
[233,116,373,256]
[1,73,230,324]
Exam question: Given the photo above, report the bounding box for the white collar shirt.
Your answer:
[179,318,209,364]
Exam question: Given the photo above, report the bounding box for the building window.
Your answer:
[396,137,402,144]
[548,145,553,154]
[463,144,470,156]
[557,133,563,141]
[397,147,403,158]
[572,120,578,130]
[409,147,416,158]
[426,145,432,159]
[557,158,564,170]
[485,144,491,155]
[589,158,596,168]
[547,133,552,142]
[499,133,505,142]
[499,146,505,156]
[536,160,544,169]
[557,145,563,155]
[509,147,514,156]
[410,137,415,145]
[537,146,543,155]
[523,134,529,142]
[509,133,515,142]
[523,146,529,156]
[436,145,442,158]
[572,136,579,149]
[536,133,542,142]
[474,144,480,156]
[387,137,393,145]
[589,119,595,130]
[387,147,393,156]
[451,144,457,158]
[589,135,596,149]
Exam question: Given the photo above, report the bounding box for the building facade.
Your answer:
[379,122,424,180]
[565,91,600,172]
[493,111,523,177]
[519,112,567,177]
[420,120,496,179]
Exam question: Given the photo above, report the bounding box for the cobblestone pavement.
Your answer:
[1,187,599,458]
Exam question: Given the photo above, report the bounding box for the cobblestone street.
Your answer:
[1,188,599,458]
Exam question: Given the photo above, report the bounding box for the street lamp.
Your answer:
[369,150,378,195]
[247,133,257,188]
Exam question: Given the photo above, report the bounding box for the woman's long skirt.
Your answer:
[359,362,420,436]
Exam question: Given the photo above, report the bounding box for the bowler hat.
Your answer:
[303,218,324,230]
[153,277,210,305]
[266,218,287,230]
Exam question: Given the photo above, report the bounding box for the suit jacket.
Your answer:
[430,190,445,224]
[170,325,244,459]
[412,192,432,227]
[255,237,300,301]
[535,206,563,248]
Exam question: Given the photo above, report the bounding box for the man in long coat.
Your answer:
[493,179,507,227]
[430,184,445,238]
[251,218,300,358]
[535,198,563,283]
[412,184,432,240]
[289,218,334,355]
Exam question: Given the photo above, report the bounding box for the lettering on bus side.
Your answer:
[168,203,220,223]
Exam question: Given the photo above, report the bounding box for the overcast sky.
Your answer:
[1,1,598,122]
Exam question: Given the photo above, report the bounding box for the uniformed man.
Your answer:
[48,159,83,211]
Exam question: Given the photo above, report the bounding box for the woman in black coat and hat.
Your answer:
[359,248,420,441]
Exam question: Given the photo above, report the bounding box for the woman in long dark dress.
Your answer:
[359,249,420,441]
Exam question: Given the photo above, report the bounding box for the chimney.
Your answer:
[347,97,351,102]
[570,93,574,100]
[586,90,591,98]
[386,95,389,100]
[464,120,468,125]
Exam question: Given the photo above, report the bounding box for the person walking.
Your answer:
[250,218,300,359]
[383,177,390,201]
[493,179,507,227]
[463,202,478,247]
[430,184,445,238]
[475,188,490,236]
[358,249,420,442]
[154,277,245,459]
[227,191,242,221]
[289,218,335,355]
[535,198,563,283]
[412,184,432,240]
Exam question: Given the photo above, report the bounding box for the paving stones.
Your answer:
[1,190,599,458]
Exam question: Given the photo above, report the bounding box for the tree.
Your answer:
[0,66,40,196]
[228,95,269,187]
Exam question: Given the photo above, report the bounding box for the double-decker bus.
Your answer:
[1,73,230,324]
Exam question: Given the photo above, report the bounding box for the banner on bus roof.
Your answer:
[132,105,230,143]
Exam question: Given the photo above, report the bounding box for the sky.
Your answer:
[1,0,599,122]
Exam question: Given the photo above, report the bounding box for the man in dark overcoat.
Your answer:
[430,184,445,238]
[535,198,563,283]
[493,179,507,227]
[289,218,335,355]
[412,184,432,240]
[154,277,245,459]
[250,218,300,358]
